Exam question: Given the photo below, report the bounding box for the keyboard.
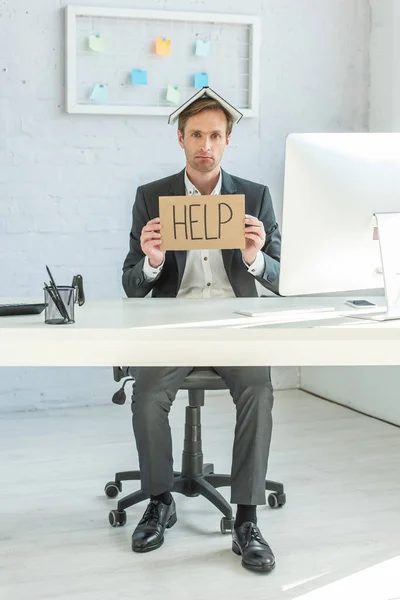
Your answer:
[235,306,336,318]
[0,303,46,317]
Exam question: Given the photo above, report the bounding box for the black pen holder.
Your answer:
[44,286,75,325]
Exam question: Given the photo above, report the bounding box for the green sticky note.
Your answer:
[166,84,181,104]
[89,34,105,52]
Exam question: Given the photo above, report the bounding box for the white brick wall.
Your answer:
[0,0,370,412]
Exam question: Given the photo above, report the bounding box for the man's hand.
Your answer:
[242,214,266,266]
[140,217,165,268]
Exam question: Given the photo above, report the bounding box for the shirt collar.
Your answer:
[184,170,222,196]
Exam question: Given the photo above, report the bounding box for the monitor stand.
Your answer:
[350,212,400,321]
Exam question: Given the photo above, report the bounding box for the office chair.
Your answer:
[105,366,286,534]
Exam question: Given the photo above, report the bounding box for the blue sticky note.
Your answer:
[131,69,148,85]
[194,72,209,88]
[195,39,210,57]
[90,84,108,104]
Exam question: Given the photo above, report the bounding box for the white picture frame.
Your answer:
[65,5,261,117]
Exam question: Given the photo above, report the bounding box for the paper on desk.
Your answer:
[130,310,344,329]
[235,307,335,318]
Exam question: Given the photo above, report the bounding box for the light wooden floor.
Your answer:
[1,389,400,600]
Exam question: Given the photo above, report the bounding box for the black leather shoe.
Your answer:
[232,521,275,573]
[132,498,177,553]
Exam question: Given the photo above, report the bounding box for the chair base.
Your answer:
[106,465,286,531]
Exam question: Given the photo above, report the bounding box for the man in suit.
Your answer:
[122,89,281,573]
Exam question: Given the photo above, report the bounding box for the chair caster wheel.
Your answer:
[268,492,286,508]
[109,509,127,527]
[104,481,122,498]
[220,517,234,534]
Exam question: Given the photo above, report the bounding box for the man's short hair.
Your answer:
[178,98,233,137]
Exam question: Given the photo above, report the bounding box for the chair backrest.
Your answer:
[113,366,130,382]
[112,366,227,391]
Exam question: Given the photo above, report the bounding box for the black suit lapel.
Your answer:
[167,170,187,288]
[168,169,186,196]
[175,250,187,288]
[220,169,237,195]
[220,169,238,279]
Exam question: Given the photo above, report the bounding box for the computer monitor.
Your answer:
[279,133,400,320]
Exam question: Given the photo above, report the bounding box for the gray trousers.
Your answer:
[130,366,274,505]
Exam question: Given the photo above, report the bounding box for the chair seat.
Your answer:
[181,368,227,391]
[114,366,227,391]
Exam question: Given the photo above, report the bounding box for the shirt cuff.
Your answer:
[243,251,264,277]
[143,256,165,281]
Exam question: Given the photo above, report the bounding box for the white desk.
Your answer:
[1,296,400,367]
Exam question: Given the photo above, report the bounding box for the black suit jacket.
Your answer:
[122,169,281,298]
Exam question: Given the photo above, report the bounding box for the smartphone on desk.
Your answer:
[344,299,376,308]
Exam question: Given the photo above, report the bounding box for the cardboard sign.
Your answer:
[159,194,245,251]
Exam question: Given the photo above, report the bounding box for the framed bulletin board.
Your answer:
[65,6,261,117]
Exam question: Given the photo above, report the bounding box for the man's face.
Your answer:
[177,109,231,174]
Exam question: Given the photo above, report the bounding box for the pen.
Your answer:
[44,282,58,306]
[44,282,67,322]
[45,265,70,322]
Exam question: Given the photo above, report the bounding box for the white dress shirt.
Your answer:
[142,171,265,298]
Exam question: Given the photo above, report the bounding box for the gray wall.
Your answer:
[0,0,370,412]
[301,0,400,427]
[301,367,400,425]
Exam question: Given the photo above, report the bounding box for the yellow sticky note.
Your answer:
[156,37,171,56]
[89,34,105,52]
[166,84,181,104]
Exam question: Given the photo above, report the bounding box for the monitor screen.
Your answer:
[279,133,400,296]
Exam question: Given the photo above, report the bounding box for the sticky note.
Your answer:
[131,69,148,85]
[194,72,209,88]
[90,84,108,104]
[195,39,210,57]
[166,84,181,104]
[156,37,171,55]
[88,34,105,52]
